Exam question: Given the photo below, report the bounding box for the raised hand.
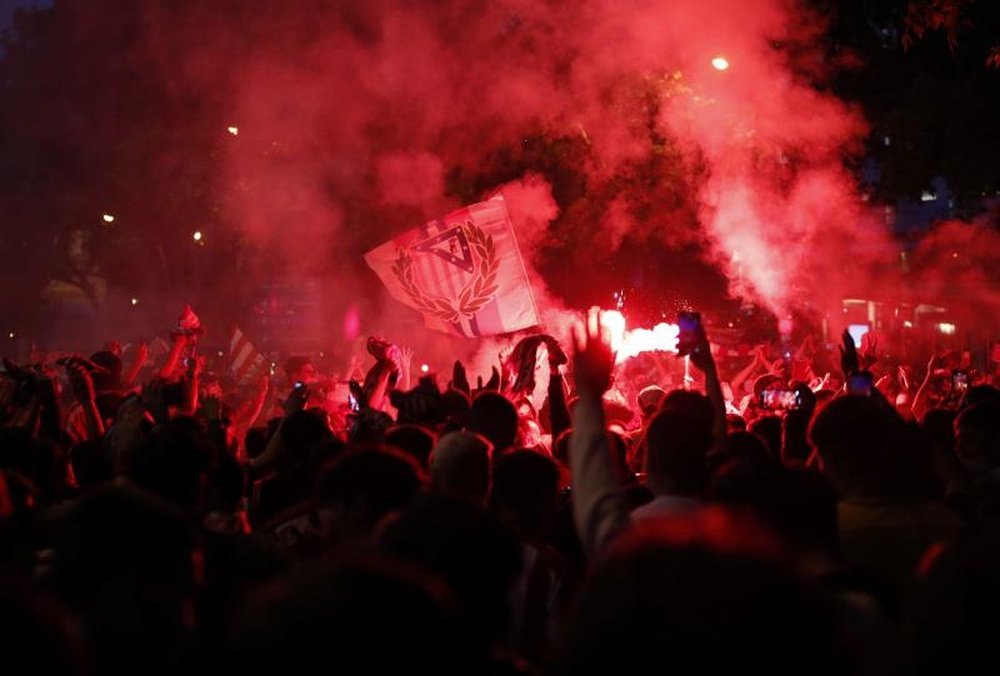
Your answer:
[399,346,413,372]
[451,360,471,395]
[67,362,96,403]
[859,334,879,370]
[349,379,370,409]
[689,323,717,375]
[483,366,501,392]
[283,382,310,416]
[573,307,614,398]
[839,329,860,376]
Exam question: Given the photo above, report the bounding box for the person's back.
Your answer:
[468,391,519,456]
[230,556,471,675]
[550,509,849,675]
[428,431,492,507]
[49,485,199,675]
[490,450,568,661]
[384,424,437,470]
[380,493,522,662]
[252,409,334,526]
[632,392,713,520]
[811,396,963,595]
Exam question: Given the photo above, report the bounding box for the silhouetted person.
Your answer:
[49,485,200,675]
[230,556,471,675]
[632,392,714,520]
[810,395,963,597]
[429,431,493,507]
[384,423,437,469]
[381,494,522,665]
[550,509,848,675]
[469,391,519,456]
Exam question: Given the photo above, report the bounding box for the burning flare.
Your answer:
[600,310,679,364]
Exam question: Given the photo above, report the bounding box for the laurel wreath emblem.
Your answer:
[391,222,500,324]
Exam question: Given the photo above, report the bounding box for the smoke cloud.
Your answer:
[48,0,995,357]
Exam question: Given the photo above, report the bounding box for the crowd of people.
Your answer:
[1,306,999,674]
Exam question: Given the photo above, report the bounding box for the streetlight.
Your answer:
[711,56,730,71]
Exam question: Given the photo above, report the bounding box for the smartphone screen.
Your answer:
[677,311,702,357]
[952,371,969,394]
[847,372,873,396]
[759,389,801,411]
[293,381,305,390]
[847,324,870,349]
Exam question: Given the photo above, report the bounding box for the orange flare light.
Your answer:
[601,309,680,364]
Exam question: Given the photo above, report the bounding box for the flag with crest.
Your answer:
[365,195,540,337]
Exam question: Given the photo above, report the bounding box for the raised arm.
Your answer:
[68,361,105,441]
[911,353,941,422]
[569,308,631,559]
[157,334,189,379]
[545,336,571,441]
[690,326,727,453]
[729,347,763,395]
[247,383,309,474]
[122,340,149,387]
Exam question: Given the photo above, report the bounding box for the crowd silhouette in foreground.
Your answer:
[1,307,999,675]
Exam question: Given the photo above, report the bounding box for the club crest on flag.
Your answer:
[365,195,540,337]
[391,221,499,324]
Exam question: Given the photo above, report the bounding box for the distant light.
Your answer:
[939,322,956,335]
[227,126,239,136]
[920,190,937,202]
[217,350,225,357]
[192,231,203,242]
[951,251,959,259]
[7,332,13,339]
[883,135,891,147]
[711,56,730,71]
[319,351,325,358]
[102,213,115,223]
[130,297,138,306]
[903,320,913,328]
[420,364,429,373]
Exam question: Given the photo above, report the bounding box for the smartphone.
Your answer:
[759,389,801,411]
[847,372,873,396]
[347,393,360,412]
[847,324,870,349]
[676,311,702,357]
[952,370,969,394]
[293,381,305,391]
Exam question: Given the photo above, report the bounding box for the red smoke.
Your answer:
[77,0,993,347]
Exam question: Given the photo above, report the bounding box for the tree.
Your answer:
[822,0,1000,206]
